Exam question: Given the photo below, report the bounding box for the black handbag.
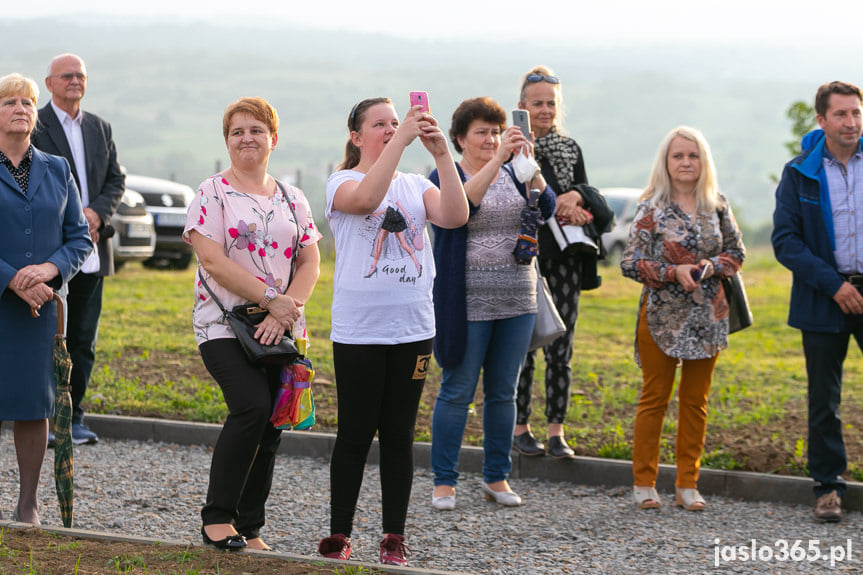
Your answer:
[721,272,753,334]
[200,277,300,366]
[197,179,301,365]
[715,208,752,334]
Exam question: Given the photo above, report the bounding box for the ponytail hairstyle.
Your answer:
[339,97,392,170]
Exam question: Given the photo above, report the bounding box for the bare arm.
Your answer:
[332,107,426,215]
[463,126,529,206]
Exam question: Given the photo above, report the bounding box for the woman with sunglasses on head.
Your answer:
[319,97,468,567]
[514,66,614,459]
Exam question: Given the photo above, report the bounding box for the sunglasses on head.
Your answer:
[525,73,559,85]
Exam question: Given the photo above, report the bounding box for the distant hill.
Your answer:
[2,18,853,227]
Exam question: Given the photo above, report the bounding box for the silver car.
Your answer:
[110,188,155,269]
[600,187,642,265]
[125,174,196,270]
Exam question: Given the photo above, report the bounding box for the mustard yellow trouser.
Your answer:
[632,306,718,489]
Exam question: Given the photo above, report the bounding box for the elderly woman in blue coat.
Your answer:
[0,73,92,525]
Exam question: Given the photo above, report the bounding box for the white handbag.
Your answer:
[529,262,566,351]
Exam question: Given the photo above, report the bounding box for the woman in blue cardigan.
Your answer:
[429,97,554,509]
[0,73,92,525]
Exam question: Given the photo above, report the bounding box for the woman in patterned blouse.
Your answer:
[620,126,745,512]
[184,97,322,551]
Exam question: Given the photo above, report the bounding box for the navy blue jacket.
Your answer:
[771,130,862,332]
[429,163,555,368]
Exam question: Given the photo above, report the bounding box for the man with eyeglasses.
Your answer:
[32,53,125,446]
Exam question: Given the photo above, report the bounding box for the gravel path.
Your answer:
[1,430,860,574]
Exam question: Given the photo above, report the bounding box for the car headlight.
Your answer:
[121,189,146,208]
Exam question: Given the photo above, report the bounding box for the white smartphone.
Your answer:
[512,109,531,140]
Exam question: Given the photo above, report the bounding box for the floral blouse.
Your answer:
[183,175,322,346]
[620,194,745,363]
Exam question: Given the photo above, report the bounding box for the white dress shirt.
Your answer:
[50,100,100,274]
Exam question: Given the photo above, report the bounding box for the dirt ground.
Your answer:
[102,350,863,478]
[0,527,380,574]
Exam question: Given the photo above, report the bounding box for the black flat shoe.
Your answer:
[547,435,575,459]
[513,431,546,456]
[201,526,246,550]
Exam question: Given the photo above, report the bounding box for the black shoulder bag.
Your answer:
[198,181,302,365]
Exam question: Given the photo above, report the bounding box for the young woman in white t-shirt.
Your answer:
[318,97,467,566]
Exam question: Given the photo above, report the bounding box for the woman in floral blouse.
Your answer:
[620,126,745,512]
[183,97,322,551]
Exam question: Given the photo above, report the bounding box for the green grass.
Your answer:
[88,246,863,474]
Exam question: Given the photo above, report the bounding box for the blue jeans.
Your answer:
[802,314,863,498]
[431,313,536,486]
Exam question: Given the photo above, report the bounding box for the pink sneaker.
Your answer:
[318,533,351,560]
[379,533,411,566]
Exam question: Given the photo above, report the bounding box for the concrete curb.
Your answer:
[0,520,466,575]
[84,413,863,511]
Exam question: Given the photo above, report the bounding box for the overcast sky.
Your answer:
[12,0,860,44]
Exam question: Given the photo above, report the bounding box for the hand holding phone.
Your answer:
[512,109,531,140]
[410,91,430,114]
[690,262,710,281]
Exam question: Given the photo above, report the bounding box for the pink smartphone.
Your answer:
[409,91,430,113]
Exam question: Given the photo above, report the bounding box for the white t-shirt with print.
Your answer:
[326,170,436,345]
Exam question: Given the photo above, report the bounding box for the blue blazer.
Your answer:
[0,146,93,420]
[0,147,92,292]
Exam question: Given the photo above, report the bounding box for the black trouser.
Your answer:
[66,272,103,424]
[802,314,863,498]
[329,339,431,537]
[199,338,282,539]
[517,254,581,425]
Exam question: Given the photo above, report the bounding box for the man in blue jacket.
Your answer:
[772,81,863,523]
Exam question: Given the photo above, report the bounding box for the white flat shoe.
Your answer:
[676,487,706,511]
[481,482,522,506]
[432,494,456,510]
[633,486,661,509]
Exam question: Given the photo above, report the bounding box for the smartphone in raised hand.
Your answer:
[410,91,430,114]
[512,109,531,140]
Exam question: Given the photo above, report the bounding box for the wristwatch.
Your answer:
[260,287,279,310]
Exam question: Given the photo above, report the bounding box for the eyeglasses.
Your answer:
[525,73,559,85]
[54,73,87,82]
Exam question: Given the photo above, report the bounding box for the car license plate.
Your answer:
[126,222,153,238]
[156,213,187,227]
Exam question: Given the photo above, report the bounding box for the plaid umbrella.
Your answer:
[32,293,74,527]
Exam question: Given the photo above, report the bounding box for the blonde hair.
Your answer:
[518,65,565,132]
[0,73,39,106]
[642,126,720,213]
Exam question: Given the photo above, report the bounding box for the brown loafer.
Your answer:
[814,491,842,522]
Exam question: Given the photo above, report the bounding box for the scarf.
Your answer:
[533,127,580,193]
